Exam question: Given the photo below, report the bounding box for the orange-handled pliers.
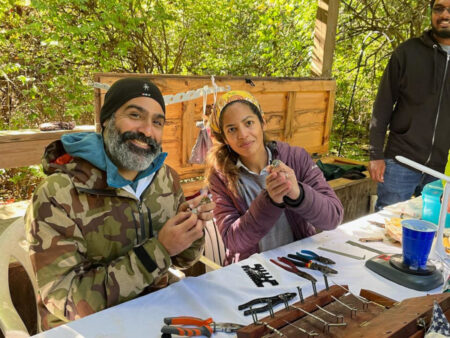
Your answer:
[161,316,243,337]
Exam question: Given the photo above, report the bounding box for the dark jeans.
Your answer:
[375,159,437,211]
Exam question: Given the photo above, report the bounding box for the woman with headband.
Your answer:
[205,90,344,265]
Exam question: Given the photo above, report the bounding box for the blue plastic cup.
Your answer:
[401,219,437,270]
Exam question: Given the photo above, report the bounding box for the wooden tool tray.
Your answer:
[237,284,450,337]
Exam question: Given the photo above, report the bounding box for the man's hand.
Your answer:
[369,159,385,183]
[158,212,204,256]
[266,160,300,203]
[179,192,216,222]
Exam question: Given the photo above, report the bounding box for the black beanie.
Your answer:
[100,77,166,127]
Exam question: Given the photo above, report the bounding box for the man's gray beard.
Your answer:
[103,118,162,172]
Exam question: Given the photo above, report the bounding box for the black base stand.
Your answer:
[366,254,443,291]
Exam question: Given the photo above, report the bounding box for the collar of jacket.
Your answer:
[42,139,165,197]
[421,29,448,52]
[59,132,167,189]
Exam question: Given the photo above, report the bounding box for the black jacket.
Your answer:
[369,30,450,172]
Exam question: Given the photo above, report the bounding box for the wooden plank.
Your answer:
[289,126,326,153]
[256,92,287,113]
[324,90,335,146]
[264,112,285,132]
[311,0,340,77]
[284,92,296,141]
[0,126,95,143]
[94,74,103,131]
[0,126,95,169]
[0,138,54,168]
[161,119,182,142]
[347,293,450,337]
[94,73,335,95]
[181,100,198,166]
[295,91,329,110]
[360,289,397,309]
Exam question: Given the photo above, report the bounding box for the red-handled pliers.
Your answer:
[161,316,243,337]
[270,257,317,283]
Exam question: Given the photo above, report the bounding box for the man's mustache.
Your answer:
[121,131,160,152]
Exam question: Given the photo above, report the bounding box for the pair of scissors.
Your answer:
[286,254,338,274]
[269,257,317,282]
[161,316,243,337]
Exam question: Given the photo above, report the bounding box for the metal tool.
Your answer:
[331,295,358,318]
[287,254,338,274]
[238,292,296,316]
[367,220,385,228]
[346,240,384,254]
[270,257,317,282]
[331,281,370,310]
[271,159,282,167]
[161,316,243,336]
[359,237,383,242]
[298,249,336,265]
[318,246,366,260]
[283,319,319,337]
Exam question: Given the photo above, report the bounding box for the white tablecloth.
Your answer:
[34,210,445,338]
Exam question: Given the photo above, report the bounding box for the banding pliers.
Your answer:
[237,292,297,316]
[161,316,243,337]
[286,254,338,274]
[270,257,317,283]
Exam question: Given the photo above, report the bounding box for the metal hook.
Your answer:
[316,304,345,324]
[331,295,358,318]
[297,286,304,303]
[324,274,329,290]
[250,305,258,324]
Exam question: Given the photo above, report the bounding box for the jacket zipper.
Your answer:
[425,51,450,166]
[136,182,155,244]
[137,201,146,242]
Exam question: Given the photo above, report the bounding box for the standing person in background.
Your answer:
[205,90,343,265]
[25,77,215,330]
[369,0,450,211]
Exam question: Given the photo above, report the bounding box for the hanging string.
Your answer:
[211,75,218,106]
[202,85,208,116]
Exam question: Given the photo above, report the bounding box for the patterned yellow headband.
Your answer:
[209,90,262,134]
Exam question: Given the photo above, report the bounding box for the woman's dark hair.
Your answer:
[430,0,435,8]
[205,100,270,195]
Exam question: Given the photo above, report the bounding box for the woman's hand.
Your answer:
[266,160,300,203]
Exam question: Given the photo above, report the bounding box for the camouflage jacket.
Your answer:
[25,140,204,330]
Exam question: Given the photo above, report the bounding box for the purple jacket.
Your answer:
[209,141,344,265]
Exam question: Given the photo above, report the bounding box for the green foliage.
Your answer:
[1,0,317,131]
[331,0,431,160]
[0,165,45,203]
[0,0,433,201]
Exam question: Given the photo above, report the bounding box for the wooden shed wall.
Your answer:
[94,74,336,193]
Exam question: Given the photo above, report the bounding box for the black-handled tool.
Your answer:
[286,254,338,274]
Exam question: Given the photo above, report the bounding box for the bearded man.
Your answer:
[25,77,215,330]
[369,0,450,211]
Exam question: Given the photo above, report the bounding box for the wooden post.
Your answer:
[311,0,340,77]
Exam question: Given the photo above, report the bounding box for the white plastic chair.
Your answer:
[0,217,40,338]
